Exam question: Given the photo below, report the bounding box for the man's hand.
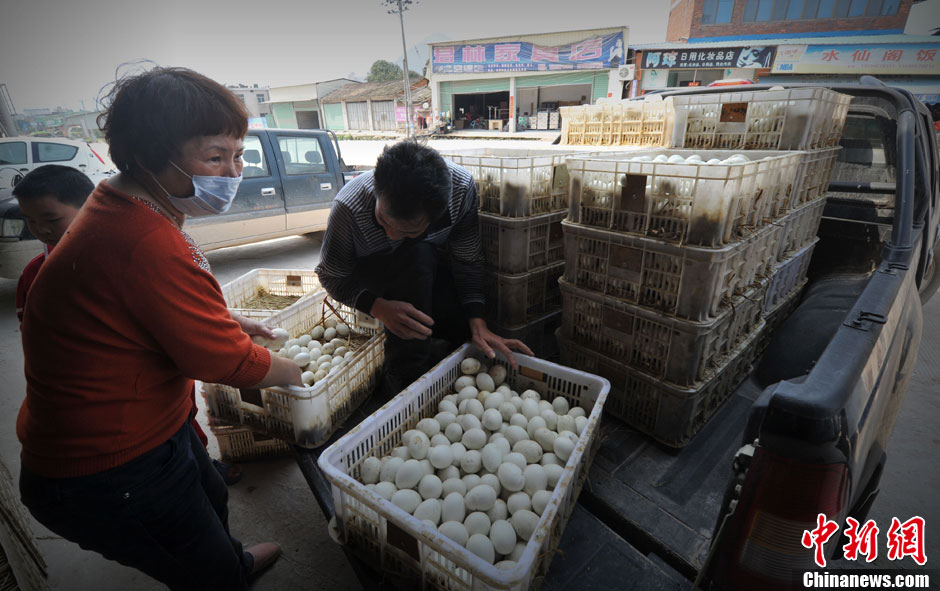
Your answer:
[469,318,533,369]
[231,311,276,340]
[371,298,434,340]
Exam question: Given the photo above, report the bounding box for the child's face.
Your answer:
[18,195,82,247]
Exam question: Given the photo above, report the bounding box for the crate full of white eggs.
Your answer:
[566,148,803,247]
[318,343,609,591]
[204,290,385,448]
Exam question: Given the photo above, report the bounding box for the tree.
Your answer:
[366,60,421,82]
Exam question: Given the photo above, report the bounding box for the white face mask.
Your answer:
[151,161,242,216]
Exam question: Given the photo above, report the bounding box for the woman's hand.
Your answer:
[469,318,533,369]
[231,311,276,340]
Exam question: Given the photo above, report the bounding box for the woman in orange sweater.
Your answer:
[17,67,302,590]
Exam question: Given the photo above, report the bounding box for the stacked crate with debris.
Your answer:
[442,149,583,358]
[558,87,849,447]
[560,96,675,148]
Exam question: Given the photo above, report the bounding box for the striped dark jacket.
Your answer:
[314,160,485,319]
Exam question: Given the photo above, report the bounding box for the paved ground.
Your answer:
[0,137,937,589]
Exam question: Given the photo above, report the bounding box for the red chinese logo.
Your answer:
[802,514,840,567]
[886,516,927,565]
[571,38,603,61]
[852,49,871,62]
[531,45,560,62]
[433,47,455,64]
[461,45,486,63]
[821,49,840,62]
[494,44,521,62]
[843,518,880,563]
[883,49,904,62]
[917,49,938,62]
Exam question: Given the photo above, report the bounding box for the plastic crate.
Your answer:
[558,327,759,448]
[669,87,852,151]
[221,268,323,320]
[559,278,764,388]
[566,149,802,246]
[483,261,565,326]
[776,199,824,262]
[441,148,583,217]
[317,343,610,591]
[562,220,781,322]
[211,421,292,463]
[204,292,385,448]
[759,279,807,355]
[560,98,674,147]
[789,147,841,209]
[764,239,817,315]
[479,211,566,274]
[489,310,562,361]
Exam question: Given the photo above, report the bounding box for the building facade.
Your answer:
[428,27,630,132]
[226,84,271,121]
[667,0,918,43]
[320,79,430,133]
[265,79,360,130]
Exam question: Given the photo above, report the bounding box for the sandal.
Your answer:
[212,458,243,485]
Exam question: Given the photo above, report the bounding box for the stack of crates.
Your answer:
[442,148,584,358]
[558,86,849,448]
[560,97,674,147]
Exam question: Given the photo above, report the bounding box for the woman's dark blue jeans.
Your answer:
[19,419,253,591]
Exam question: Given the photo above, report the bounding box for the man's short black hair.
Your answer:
[98,66,248,175]
[12,165,94,208]
[373,141,451,222]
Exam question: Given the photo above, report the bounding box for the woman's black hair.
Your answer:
[97,65,248,175]
[373,141,451,222]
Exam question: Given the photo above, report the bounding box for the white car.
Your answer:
[0,136,115,189]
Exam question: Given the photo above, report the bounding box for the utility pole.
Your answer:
[394,0,415,139]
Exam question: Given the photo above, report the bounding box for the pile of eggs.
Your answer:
[255,318,356,387]
[626,153,751,166]
[356,357,590,569]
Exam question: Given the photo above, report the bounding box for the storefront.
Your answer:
[633,42,776,95]
[764,37,940,111]
[429,27,628,132]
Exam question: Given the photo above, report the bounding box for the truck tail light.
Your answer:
[712,447,849,591]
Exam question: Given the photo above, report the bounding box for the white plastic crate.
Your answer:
[560,278,765,388]
[441,148,584,217]
[221,268,323,320]
[566,149,802,246]
[560,98,674,147]
[479,211,565,274]
[789,147,841,209]
[558,326,759,448]
[776,198,824,262]
[204,292,385,448]
[764,239,817,315]
[211,421,292,463]
[317,343,610,591]
[669,87,851,151]
[562,220,781,322]
[483,262,565,326]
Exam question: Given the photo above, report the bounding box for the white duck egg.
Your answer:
[391,489,422,514]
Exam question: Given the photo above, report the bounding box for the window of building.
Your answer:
[743,0,774,20]
[817,0,834,16]
[802,0,820,18]
[848,0,867,16]
[881,0,899,14]
[834,0,851,17]
[772,0,789,19]
[701,0,735,24]
[787,0,804,19]
[256,93,265,103]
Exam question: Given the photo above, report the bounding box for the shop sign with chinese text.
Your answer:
[431,32,624,74]
[772,44,940,75]
[642,46,774,70]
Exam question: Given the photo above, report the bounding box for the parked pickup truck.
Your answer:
[293,80,938,590]
[0,128,365,279]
